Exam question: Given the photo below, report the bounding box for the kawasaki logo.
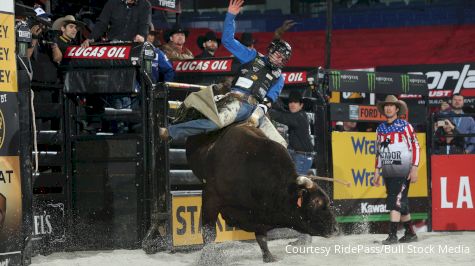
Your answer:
[330,71,341,90]
[401,74,410,94]
[367,73,375,92]
[360,203,388,214]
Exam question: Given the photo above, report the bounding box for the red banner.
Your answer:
[64,46,131,60]
[173,59,233,73]
[431,155,475,231]
[282,71,307,85]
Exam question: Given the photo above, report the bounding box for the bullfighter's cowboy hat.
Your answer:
[376,95,408,116]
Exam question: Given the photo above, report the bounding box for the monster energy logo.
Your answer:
[331,71,341,90]
[401,74,410,94]
[367,73,376,92]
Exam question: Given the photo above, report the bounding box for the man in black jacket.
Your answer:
[269,91,314,175]
[268,90,314,245]
[81,0,151,46]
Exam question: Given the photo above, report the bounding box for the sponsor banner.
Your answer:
[32,201,66,243]
[0,156,22,253]
[173,59,233,73]
[150,0,181,13]
[327,70,427,95]
[0,13,17,92]
[334,198,428,220]
[348,105,407,122]
[63,46,131,60]
[172,191,254,247]
[282,71,307,85]
[376,63,475,99]
[431,155,475,231]
[0,93,19,156]
[332,132,428,200]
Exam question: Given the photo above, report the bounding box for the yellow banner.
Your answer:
[332,132,428,200]
[0,156,22,250]
[0,13,17,92]
[172,193,255,247]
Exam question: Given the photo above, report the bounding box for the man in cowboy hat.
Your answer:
[269,90,314,245]
[51,15,85,63]
[161,24,194,60]
[196,31,221,58]
[239,32,256,49]
[372,95,420,245]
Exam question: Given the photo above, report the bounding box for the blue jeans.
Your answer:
[168,101,255,141]
[289,150,314,175]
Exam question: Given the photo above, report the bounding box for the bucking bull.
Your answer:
[186,124,338,262]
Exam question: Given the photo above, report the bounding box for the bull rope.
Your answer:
[306,175,351,187]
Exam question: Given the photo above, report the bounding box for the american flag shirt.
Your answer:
[375,119,420,177]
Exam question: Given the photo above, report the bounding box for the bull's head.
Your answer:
[294,176,338,237]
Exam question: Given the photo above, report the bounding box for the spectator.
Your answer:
[433,119,465,155]
[151,47,174,83]
[81,0,151,47]
[27,6,52,59]
[335,121,357,131]
[33,0,49,10]
[161,24,194,60]
[440,100,451,113]
[239,32,256,49]
[450,94,475,154]
[51,15,84,63]
[196,31,221,58]
[146,26,161,47]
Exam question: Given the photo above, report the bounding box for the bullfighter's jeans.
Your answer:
[168,101,255,141]
[289,150,314,175]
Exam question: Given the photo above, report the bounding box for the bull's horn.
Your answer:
[296,176,316,190]
[307,175,351,187]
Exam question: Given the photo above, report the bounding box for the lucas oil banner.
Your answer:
[332,132,428,222]
[0,1,23,264]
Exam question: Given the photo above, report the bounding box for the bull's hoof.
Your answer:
[263,253,278,263]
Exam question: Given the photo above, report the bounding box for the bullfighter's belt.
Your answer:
[228,91,258,105]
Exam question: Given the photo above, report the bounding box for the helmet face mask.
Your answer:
[267,39,292,68]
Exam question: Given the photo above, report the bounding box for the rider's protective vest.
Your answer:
[231,55,282,102]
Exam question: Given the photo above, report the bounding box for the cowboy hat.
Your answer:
[164,24,189,42]
[376,95,408,116]
[288,91,303,103]
[196,31,221,49]
[52,15,85,31]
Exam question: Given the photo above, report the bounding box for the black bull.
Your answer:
[186,124,338,262]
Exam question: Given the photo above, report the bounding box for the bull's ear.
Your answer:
[296,176,317,191]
